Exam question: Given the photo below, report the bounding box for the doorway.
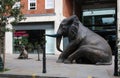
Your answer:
[13,30,45,54]
[13,22,55,54]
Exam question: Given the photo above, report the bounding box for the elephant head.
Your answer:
[45,15,79,52]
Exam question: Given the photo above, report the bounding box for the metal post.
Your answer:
[42,44,46,73]
[114,47,119,76]
[37,45,40,61]
[114,0,119,76]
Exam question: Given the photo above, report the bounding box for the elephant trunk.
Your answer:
[45,34,63,52]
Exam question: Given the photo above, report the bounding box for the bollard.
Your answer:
[114,46,119,76]
[42,44,46,73]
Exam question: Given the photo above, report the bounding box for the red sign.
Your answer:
[14,31,29,37]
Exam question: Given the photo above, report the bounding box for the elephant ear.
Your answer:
[69,18,79,41]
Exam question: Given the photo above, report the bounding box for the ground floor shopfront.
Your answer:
[13,22,55,54]
[5,22,55,54]
[5,15,64,55]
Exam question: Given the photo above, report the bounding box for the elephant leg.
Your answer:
[56,42,79,63]
[56,47,77,63]
[56,53,64,63]
[64,45,111,64]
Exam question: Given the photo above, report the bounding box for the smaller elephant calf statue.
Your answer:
[46,15,112,65]
[18,45,28,59]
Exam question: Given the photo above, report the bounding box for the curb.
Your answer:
[0,74,67,78]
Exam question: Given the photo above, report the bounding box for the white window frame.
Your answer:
[45,0,54,9]
[28,0,37,10]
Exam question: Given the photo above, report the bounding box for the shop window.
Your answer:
[28,0,36,10]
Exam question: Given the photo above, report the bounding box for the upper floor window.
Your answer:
[28,0,37,10]
[45,0,54,9]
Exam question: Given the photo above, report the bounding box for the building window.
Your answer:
[45,0,54,9]
[28,0,37,10]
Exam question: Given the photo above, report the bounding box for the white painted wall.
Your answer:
[5,23,13,54]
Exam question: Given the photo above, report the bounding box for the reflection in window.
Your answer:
[102,17,114,24]
[83,16,92,25]
[82,8,115,30]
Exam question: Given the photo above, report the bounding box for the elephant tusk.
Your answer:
[45,34,61,37]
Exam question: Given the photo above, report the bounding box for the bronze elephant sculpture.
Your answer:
[46,15,112,65]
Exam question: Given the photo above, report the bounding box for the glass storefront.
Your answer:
[13,22,55,54]
[82,8,116,54]
[83,9,115,30]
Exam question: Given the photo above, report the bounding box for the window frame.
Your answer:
[45,0,55,9]
[28,0,37,10]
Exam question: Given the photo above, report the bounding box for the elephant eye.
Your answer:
[62,26,66,29]
[74,21,79,26]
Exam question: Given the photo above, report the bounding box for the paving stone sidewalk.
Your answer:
[0,54,119,78]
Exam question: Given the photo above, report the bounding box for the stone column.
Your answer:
[5,23,13,54]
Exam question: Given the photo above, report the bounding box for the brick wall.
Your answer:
[21,0,54,15]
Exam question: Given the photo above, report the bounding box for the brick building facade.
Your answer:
[21,0,55,15]
[5,0,117,55]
